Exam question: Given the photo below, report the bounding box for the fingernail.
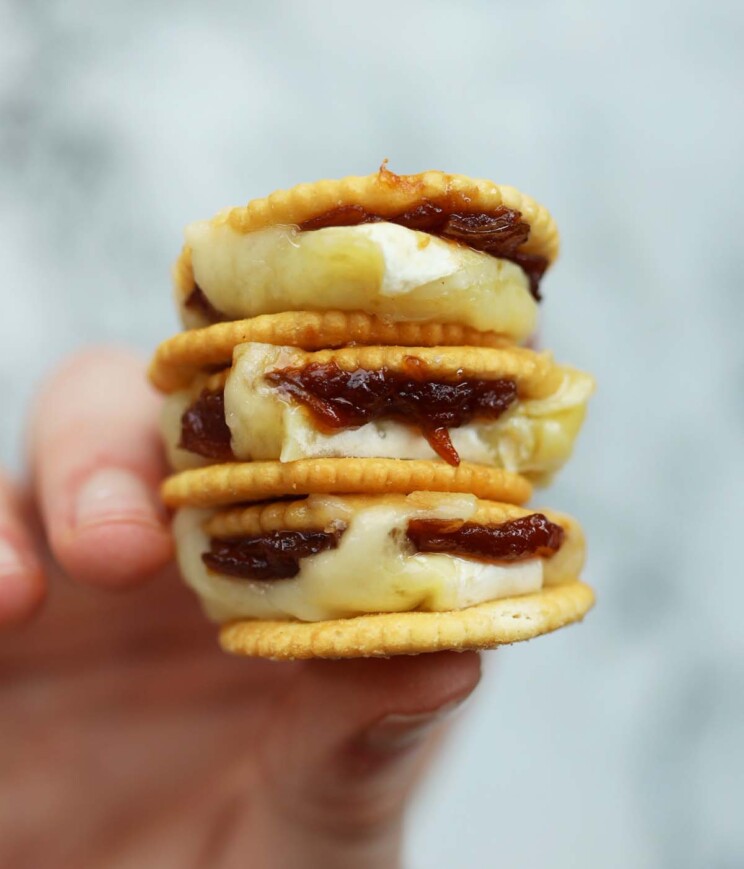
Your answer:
[75,468,162,529]
[363,697,468,753]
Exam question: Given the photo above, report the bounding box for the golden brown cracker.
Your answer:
[204,493,537,538]
[149,311,512,393]
[161,458,532,509]
[217,580,595,659]
[190,166,558,257]
[250,344,560,400]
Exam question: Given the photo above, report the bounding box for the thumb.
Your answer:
[256,651,482,868]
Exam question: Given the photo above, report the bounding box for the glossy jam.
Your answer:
[406,514,564,562]
[266,359,518,465]
[179,388,234,461]
[299,203,547,300]
[184,285,225,323]
[203,513,563,581]
[202,529,342,579]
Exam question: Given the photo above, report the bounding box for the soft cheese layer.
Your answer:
[173,494,582,622]
[181,221,537,339]
[162,344,593,483]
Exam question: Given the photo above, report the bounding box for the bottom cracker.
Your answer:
[218,580,594,660]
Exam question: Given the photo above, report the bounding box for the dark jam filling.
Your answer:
[299,203,548,301]
[203,514,563,581]
[184,286,226,323]
[179,388,234,461]
[265,360,518,466]
[202,529,343,579]
[406,514,564,563]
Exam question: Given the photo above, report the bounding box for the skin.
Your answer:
[0,348,482,869]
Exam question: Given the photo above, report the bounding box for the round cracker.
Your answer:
[149,311,512,393]
[185,165,557,258]
[169,343,562,408]
[204,492,541,537]
[248,343,560,399]
[161,458,532,509]
[218,580,594,659]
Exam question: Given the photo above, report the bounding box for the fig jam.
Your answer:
[299,203,548,300]
[406,514,564,562]
[179,388,234,461]
[202,513,563,581]
[266,360,518,465]
[202,529,343,579]
[184,285,225,324]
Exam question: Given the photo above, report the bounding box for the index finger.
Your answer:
[29,347,173,588]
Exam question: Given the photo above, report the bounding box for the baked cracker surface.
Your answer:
[218,580,595,659]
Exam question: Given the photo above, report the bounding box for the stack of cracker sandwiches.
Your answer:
[149,167,595,659]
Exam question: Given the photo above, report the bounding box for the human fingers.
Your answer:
[0,471,45,625]
[28,347,172,588]
[256,651,482,868]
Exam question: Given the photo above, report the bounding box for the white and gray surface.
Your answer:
[2,1,743,866]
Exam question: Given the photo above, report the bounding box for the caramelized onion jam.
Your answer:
[203,529,343,580]
[266,360,517,466]
[406,514,564,563]
[184,285,225,323]
[179,388,234,461]
[179,359,518,466]
[202,513,564,581]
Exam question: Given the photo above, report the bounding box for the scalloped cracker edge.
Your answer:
[173,169,559,313]
[161,458,532,509]
[218,580,594,659]
[149,311,512,393]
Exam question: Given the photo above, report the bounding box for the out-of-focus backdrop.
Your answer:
[2,1,742,866]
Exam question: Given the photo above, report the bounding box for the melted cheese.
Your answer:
[217,344,592,480]
[183,221,537,339]
[162,344,592,479]
[173,494,545,622]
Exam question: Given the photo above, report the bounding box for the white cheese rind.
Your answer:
[183,221,537,338]
[173,495,545,622]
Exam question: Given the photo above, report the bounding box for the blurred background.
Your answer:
[1,1,742,866]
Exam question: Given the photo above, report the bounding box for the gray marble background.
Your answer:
[2,1,743,866]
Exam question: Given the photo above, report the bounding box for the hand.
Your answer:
[0,348,481,869]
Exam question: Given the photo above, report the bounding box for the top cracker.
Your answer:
[174,167,559,339]
[201,167,556,258]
